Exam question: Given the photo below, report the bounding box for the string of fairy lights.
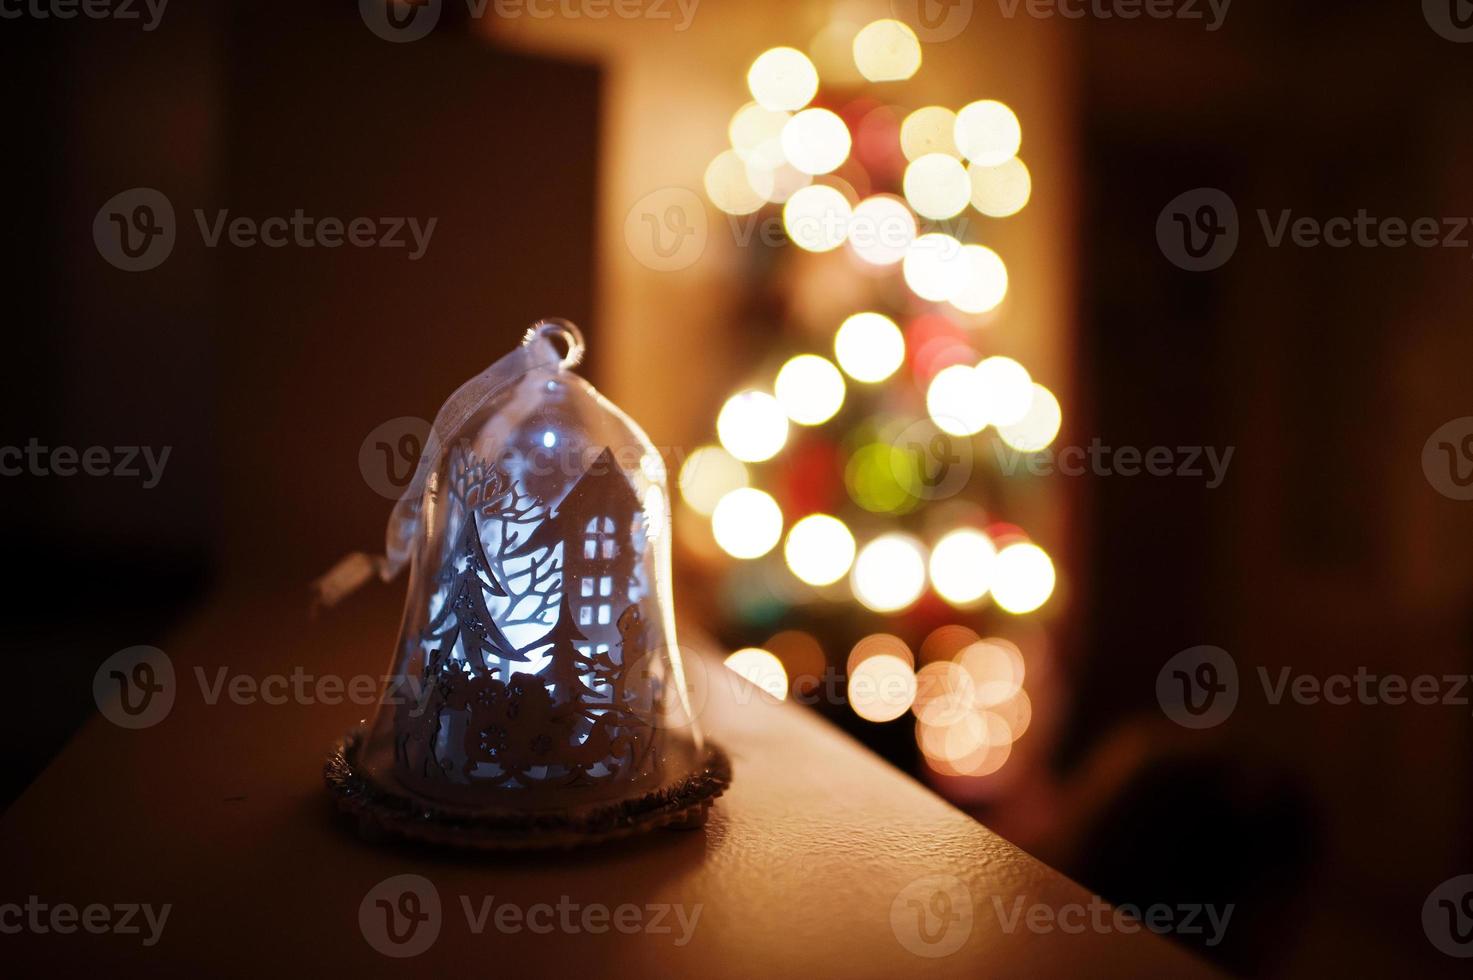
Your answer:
[675,17,1062,781]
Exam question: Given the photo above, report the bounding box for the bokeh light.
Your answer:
[903,232,969,302]
[913,661,977,726]
[678,445,749,516]
[949,244,1009,314]
[834,312,905,382]
[969,157,1032,217]
[783,184,852,252]
[929,528,998,606]
[926,364,988,436]
[782,108,852,175]
[954,100,1022,166]
[991,542,1056,614]
[852,19,922,82]
[717,390,789,462]
[903,153,972,220]
[919,624,981,664]
[766,630,827,695]
[729,102,789,168]
[711,487,784,559]
[851,533,928,611]
[847,632,915,673]
[775,354,846,425]
[747,47,819,112]
[957,638,1026,706]
[997,383,1062,451]
[845,442,915,514]
[704,150,765,216]
[900,106,959,161]
[724,648,789,700]
[974,355,1033,426]
[784,513,857,586]
[847,195,915,266]
[848,653,917,722]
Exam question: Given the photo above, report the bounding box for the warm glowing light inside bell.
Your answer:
[711,487,783,559]
[969,157,1032,217]
[747,46,819,112]
[851,533,927,611]
[678,445,750,516]
[717,390,789,462]
[991,542,1056,614]
[774,354,846,425]
[781,108,852,176]
[846,195,915,266]
[724,648,789,700]
[954,100,1022,166]
[852,19,922,82]
[704,149,766,216]
[926,364,988,437]
[928,528,998,606]
[974,355,1033,426]
[997,383,1062,451]
[783,184,852,252]
[903,153,971,220]
[784,513,856,586]
[903,232,968,302]
[900,106,959,161]
[949,244,1009,314]
[848,653,917,722]
[834,312,905,383]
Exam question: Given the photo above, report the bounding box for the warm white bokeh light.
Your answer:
[729,102,789,168]
[903,232,968,302]
[678,445,749,516]
[969,157,1032,217]
[949,244,1009,314]
[852,19,922,82]
[704,150,766,216]
[784,513,857,586]
[913,661,977,726]
[834,312,905,383]
[929,528,998,606]
[748,162,811,205]
[991,542,1056,614]
[997,383,1062,452]
[974,355,1034,426]
[783,184,852,252]
[903,153,971,220]
[954,100,1022,166]
[926,364,988,436]
[724,648,789,700]
[717,390,789,462]
[711,487,784,560]
[848,653,918,723]
[747,47,819,112]
[782,108,852,175]
[900,106,959,161]
[851,533,928,611]
[847,195,916,266]
[775,354,846,425]
[957,639,1026,707]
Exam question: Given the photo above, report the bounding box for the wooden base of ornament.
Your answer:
[324,728,731,851]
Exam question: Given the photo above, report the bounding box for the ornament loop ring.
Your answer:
[525,318,585,371]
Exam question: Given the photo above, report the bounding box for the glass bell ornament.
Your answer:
[323,320,730,849]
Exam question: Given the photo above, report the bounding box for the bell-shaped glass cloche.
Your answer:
[326,320,728,848]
